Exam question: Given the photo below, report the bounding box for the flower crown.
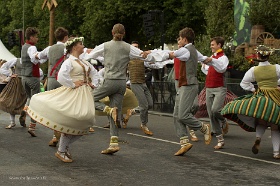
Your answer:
[255,45,274,56]
[64,37,84,47]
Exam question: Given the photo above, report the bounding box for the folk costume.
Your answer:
[201,48,229,149]
[86,39,148,154]
[221,45,280,158]
[85,40,164,154]
[0,58,27,128]
[172,43,211,156]
[21,41,49,137]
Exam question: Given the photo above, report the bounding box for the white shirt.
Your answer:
[201,50,229,75]
[0,58,18,76]
[57,55,101,88]
[174,43,208,62]
[240,61,280,92]
[85,42,168,62]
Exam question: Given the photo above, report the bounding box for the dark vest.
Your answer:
[178,44,198,87]
[21,43,40,77]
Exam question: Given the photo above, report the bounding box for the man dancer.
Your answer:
[169,27,211,156]
[86,23,162,154]
[20,27,49,137]
[123,41,153,135]
[202,36,229,149]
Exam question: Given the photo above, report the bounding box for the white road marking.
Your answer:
[215,151,280,165]
[94,127,280,165]
[127,133,180,145]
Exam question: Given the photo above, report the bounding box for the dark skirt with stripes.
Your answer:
[0,77,27,115]
[221,92,280,132]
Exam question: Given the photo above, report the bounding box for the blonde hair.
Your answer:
[112,23,125,41]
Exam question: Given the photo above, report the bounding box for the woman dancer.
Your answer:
[27,37,101,162]
[222,45,280,159]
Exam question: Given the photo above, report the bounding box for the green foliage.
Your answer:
[247,0,280,36]
[204,0,235,40]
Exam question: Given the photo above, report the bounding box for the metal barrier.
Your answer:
[149,81,250,113]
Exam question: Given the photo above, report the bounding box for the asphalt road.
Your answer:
[0,110,279,186]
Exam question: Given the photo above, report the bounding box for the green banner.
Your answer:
[233,0,251,46]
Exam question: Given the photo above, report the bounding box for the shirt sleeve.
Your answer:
[89,64,102,87]
[208,55,229,73]
[197,50,207,62]
[37,46,51,61]
[240,67,256,92]
[0,58,17,76]
[174,47,190,61]
[201,64,209,75]
[85,43,105,60]
[57,59,75,88]
[129,45,145,59]
[27,46,40,65]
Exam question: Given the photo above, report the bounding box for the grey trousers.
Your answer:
[205,87,227,135]
[47,77,62,91]
[175,80,199,115]
[130,83,153,125]
[94,79,126,136]
[21,76,40,123]
[173,85,202,138]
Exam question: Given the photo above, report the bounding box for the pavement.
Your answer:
[0,110,280,186]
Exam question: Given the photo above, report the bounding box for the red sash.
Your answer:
[50,55,66,79]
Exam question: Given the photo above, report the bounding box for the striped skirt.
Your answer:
[0,77,27,115]
[221,92,280,132]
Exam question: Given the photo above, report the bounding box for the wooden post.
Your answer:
[42,0,58,46]
[49,8,54,45]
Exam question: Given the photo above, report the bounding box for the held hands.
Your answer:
[141,50,151,59]
[203,57,212,64]
[169,52,175,59]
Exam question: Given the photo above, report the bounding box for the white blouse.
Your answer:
[57,55,101,88]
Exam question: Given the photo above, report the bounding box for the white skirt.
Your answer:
[27,85,95,135]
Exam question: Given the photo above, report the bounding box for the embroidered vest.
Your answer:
[205,51,225,88]
[128,59,145,83]
[254,65,278,88]
[178,44,198,87]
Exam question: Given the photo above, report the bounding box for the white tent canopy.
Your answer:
[0,39,16,61]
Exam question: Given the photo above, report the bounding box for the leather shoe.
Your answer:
[174,143,193,156]
[28,129,37,137]
[48,138,58,147]
[252,138,261,154]
[141,124,153,136]
[101,146,120,155]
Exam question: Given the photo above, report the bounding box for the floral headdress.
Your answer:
[64,37,84,47]
[255,45,274,56]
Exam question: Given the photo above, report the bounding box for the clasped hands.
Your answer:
[74,80,95,89]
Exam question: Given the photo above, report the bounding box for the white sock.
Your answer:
[271,130,280,154]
